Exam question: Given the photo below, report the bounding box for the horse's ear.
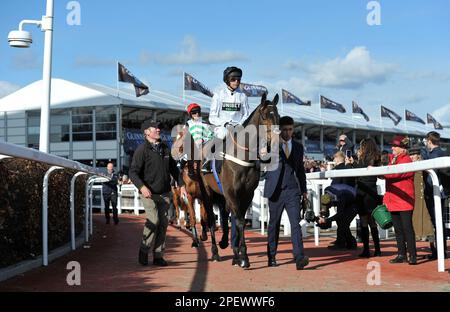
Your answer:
[260,92,267,106]
[273,94,279,106]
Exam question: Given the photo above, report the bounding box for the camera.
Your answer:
[345,150,352,158]
[302,195,332,229]
[8,30,33,48]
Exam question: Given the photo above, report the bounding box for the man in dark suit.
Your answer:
[102,162,119,225]
[264,116,309,270]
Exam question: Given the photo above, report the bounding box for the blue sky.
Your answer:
[1,0,450,123]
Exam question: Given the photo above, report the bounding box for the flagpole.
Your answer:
[403,109,407,132]
[319,94,322,122]
[183,71,186,108]
[116,61,120,98]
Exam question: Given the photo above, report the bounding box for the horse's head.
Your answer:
[257,93,280,150]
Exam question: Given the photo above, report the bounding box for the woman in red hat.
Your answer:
[382,135,417,265]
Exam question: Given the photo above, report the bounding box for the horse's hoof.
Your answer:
[232,257,239,266]
[240,258,250,269]
[219,240,229,250]
[212,254,221,262]
[191,241,199,248]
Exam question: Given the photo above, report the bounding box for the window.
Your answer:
[72,107,93,141]
[95,106,116,141]
[50,109,70,143]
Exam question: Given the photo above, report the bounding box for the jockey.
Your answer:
[203,66,250,172]
[179,103,214,177]
[209,66,250,139]
[186,103,214,148]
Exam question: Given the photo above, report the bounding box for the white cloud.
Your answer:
[11,51,40,70]
[432,104,450,123]
[306,46,396,89]
[140,35,248,66]
[74,56,118,68]
[0,81,20,98]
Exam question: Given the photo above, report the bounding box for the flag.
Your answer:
[118,63,149,97]
[240,83,268,97]
[427,113,443,130]
[381,105,402,126]
[281,89,311,106]
[352,101,369,122]
[320,96,346,113]
[405,110,425,124]
[184,73,214,97]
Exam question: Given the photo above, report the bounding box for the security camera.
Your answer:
[8,30,32,48]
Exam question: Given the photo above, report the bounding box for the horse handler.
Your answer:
[129,120,187,266]
[264,116,309,270]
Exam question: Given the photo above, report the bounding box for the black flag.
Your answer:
[118,63,149,97]
[427,113,443,130]
[240,83,268,97]
[320,96,346,113]
[352,101,370,122]
[405,110,425,124]
[381,105,402,126]
[282,89,311,106]
[184,73,214,97]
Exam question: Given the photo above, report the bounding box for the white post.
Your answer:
[70,172,87,250]
[312,182,321,246]
[89,184,94,235]
[134,186,140,215]
[42,166,62,266]
[85,177,96,242]
[426,169,446,273]
[39,0,54,153]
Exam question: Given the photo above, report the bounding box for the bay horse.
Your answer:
[201,93,280,268]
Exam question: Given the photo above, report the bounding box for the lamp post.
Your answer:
[8,0,54,153]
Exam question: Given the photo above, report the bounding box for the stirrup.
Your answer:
[201,160,211,173]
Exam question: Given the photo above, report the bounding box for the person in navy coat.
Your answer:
[263,116,309,270]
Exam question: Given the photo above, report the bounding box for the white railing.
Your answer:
[306,157,450,273]
[0,141,107,266]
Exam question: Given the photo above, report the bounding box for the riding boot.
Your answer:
[358,226,370,258]
[370,225,382,256]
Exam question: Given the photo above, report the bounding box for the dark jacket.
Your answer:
[102,171,118,194]
[331,162,355,187]
[129,140,181,195]
[263,140,307,199]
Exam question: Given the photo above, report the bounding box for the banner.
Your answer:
[282,89,311,106]
[381,105,402,126]
[427,113,443,130]
[405,110,425,124]
[240,83,268,97]
[320,96,346,113]
[184,73,214,97]
[118,63,149,97]
[123,128,173,155]
[352,101,369,122]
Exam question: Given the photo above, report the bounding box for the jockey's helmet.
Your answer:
[187,103,201,115]
[223,66,242,84]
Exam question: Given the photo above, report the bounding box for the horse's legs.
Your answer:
[235,214,250,268]
[186,195,199,248]
[200,201,209,241]
[205,196,221,262]
[172,187,182,229]
[218,197,230,250]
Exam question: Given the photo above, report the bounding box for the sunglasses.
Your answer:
[229,77,241,82]
[190,109,201,115]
